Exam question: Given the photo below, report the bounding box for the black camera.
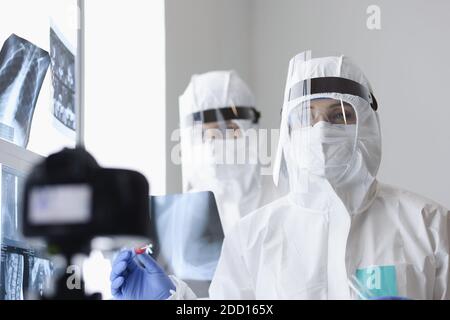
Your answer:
[20,148,152,299]
[22,148,151,252]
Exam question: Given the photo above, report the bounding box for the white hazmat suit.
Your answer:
[172,53,450,300]
[179,71,285,235]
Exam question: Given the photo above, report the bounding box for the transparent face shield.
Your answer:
[274,51,379,190]
[180,106,261,185]
[288,98,358,178]
[183,106,260,139]
[198,119,249,141]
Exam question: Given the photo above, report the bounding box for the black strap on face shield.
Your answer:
[188,106,261,124]
[288,77,378,111]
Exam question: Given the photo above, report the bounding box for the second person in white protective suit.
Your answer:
[178,70,286,235]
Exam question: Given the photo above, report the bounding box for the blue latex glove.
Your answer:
[110,250,176,300]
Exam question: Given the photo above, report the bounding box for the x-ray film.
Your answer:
[28,255,53,297]
[0,34,50,147]
[1,166,23,242]
[0,242,53,300]
[50,26,76,135]
[0,251,24,300]
[150,192,224,282]
[0,167,53,300]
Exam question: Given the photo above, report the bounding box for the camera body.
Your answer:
[22,148,151,248]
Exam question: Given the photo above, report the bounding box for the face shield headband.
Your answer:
[288,77,378,111]
[185,106,261,126]
[273,75,378,187]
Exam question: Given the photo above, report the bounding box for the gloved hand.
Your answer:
[110,250,176,300]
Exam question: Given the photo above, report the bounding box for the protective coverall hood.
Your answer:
[274,53,382,214]
[179,71,264,234]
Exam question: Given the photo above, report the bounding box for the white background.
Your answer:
[84,0,166,194]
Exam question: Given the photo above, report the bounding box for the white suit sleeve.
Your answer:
[167,224,255,300]
[166,276,198,300]
[208,225,255,300]
[433,207,450,300]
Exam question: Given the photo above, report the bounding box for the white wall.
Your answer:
[250,0,450,208]
[165,0,450,208]
[84,0,166,194]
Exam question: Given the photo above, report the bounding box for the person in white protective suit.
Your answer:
[170,52,450,300]
[110,53,449,300]
[178,70,286,235]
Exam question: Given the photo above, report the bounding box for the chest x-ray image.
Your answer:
[0,166,53,300]
[0,242,53,301]
[0,250,24,300]
[28,255,53,297]
[1,166,22,242]
[150,192,224,283]
[50,27,76,134]
[0,34,50,147]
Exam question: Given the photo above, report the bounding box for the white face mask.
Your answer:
[186,136,262,234]
[291,121,356,182]
[189,137,260,183]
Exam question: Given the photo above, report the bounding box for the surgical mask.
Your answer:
[291,121,356,181]
[184,136,261,234]
[189,137,259,183]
